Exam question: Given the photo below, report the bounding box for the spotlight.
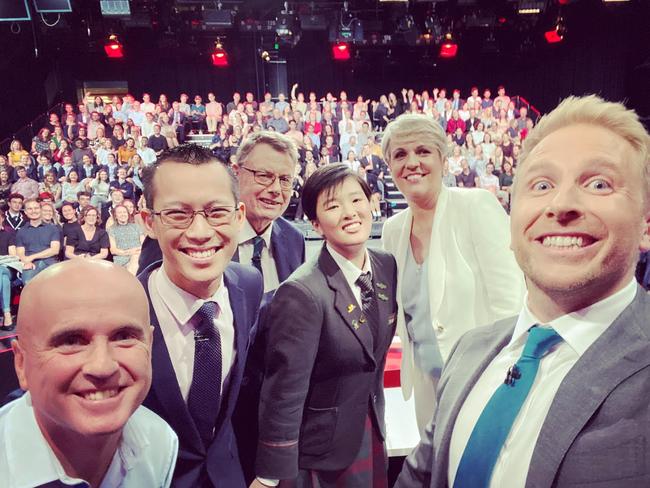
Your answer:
[544,15,566,44]
[439,33,458,59]
[104,34,124,58]
[211,41,229,67]
[332,42,351,60]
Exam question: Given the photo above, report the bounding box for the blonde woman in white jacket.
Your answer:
[381,113,525,437]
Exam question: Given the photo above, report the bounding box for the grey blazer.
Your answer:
[396,287,650,488]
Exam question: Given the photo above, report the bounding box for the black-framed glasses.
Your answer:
[153,206,236,229]
[240,166,293,190]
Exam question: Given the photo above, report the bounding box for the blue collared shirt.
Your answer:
[0,393,178,488]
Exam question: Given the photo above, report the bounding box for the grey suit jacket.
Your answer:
[396,287,650,488]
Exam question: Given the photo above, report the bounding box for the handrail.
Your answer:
[513,96,542,122]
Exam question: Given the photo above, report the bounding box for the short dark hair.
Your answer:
[9,193,24,202]
[77,191,91,199]
[141,143,238,210]
[301,163,371,221]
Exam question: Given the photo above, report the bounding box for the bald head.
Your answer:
[13,259,153,446]
[17,260,149,337]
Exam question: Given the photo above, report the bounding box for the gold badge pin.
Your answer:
[377,282,387,289]
[359,315,366,324]
[347,304,356,313]
[378,293,389,301]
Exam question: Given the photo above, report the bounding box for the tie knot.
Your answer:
[522,326,563,359]
[356,271,373,294]
[194,301,219,335]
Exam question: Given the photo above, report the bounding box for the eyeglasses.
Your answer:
[240,166,293,190]
[153,206,236,229]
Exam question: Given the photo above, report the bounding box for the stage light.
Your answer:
[439,33,458,59]
[545,15,566,44]
[332,42,351,61]
[211,41,229,67]
[104,34,124,58]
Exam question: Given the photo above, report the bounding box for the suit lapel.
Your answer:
[139,266,204,452]
[433,320,513,487]
[427,185,449,322]
[319,246,376,366]
[217,266,248,429]
[270,220,290,282]
[526,289,650,488]
[368,250,395,354]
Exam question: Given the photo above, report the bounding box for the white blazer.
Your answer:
[382,186,525,405]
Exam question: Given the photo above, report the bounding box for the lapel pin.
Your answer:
[347,304,356,313]
[377,282,387,289]
[359,315,366,324]
[352,319,360,330]
[378,292,389,301]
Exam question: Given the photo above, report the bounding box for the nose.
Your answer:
[404,151,420,168]
[544,185,583,224]
[184,212,213,242]
[82,339,119,379]
[266,175,282,195]
[341,200,358,219]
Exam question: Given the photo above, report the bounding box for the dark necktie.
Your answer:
[251,236,264,276]
[187,301,222,447]
[355,271,379,342]
[453,326,563,488]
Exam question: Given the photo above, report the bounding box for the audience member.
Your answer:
[65,205,109,260]
[0,208,16,330]
[10,166,39,200]
[15,198,60,282]
[108,203,144,274]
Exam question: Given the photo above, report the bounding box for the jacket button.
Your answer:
[373,394,377,403]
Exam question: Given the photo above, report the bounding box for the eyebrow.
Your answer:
[47,324,145,345]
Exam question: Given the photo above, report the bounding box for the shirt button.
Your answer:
[437,324,445,333]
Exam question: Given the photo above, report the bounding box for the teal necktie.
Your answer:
[453,326,563,488]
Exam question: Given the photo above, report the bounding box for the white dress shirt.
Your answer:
[326,243,371,307]
[148,264,235,401]
[448,279,637,488]
[0,393,178,488]
[238,220,280,293]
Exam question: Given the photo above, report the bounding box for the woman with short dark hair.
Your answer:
[255,163,398,487]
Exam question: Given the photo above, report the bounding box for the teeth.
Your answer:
[344,222,361,231]
[186,249,216,258]
[83,389,118,401]
[405,174,423,181]
[542,236,585,249]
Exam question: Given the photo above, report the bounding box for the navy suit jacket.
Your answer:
[139,260,264,488]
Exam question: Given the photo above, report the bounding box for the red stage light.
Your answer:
[211,42,229,67]
[104,34,124,58]
[544,29,564,43]
[439,42,458,58]
[332,42,351,61]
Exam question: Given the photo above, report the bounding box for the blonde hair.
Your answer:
[518,95,650,200]
[235,130,299,167]
[381,113,448,164]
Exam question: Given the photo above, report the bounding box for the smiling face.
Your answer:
[234,143,294,234]
[511,123,649,316]
[387,133,443,209]
[312,176,372,260]
[13,261,152,444]
[143,162,244,298]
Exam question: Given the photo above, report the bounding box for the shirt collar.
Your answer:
[510,279,638,356]
[157,263,227,329]
[238,218,273,249]
[6,393,151,487]
[326,243,371,285]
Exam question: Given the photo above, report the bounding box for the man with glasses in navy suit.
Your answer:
[139,144,264,488]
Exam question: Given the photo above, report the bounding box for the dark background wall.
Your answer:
[0,0,648,141]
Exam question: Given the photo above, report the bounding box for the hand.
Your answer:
[401,88,407,96]
[250,480,274,488]
[292,83,299,89]
[22,261,35,270]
